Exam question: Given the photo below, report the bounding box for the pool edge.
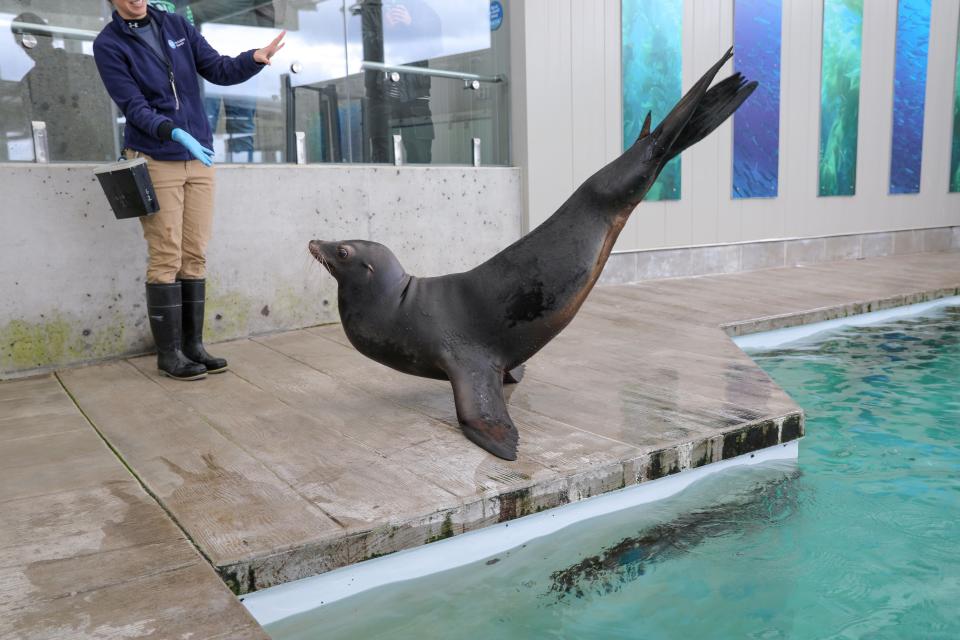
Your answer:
[242,439,800,626]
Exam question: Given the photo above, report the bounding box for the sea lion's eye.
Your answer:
[337,246,349,260]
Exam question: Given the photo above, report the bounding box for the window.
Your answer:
[0,0,510,165]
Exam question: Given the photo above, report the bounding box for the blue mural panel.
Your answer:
[889,0,932,194]
[622,0,683,201]
[733,0,782,199]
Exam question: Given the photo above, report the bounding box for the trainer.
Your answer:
[94,0,285,380]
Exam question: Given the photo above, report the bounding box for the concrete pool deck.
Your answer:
[3,250,959,636]
[0,375,268,639]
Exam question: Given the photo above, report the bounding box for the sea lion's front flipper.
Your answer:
[445,361,519,461]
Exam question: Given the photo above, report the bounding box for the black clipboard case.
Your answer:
[94,158,160,219]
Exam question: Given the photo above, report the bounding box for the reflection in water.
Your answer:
[545,469,801,603]
[266,460,802,640]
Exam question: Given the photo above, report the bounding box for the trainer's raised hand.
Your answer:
[254,30,287,65]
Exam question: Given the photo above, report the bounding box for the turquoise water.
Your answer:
[268,306,960,639]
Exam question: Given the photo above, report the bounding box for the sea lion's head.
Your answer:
[308,239,407,298]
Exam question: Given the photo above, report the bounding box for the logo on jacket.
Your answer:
[167,38,186,49]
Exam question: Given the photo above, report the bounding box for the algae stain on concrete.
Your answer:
[2,319,72,370]
[203,281,335,343]
[273,284,335,327]
[1,314,128,374]
[204,286,253,343]
[425,513,455,544]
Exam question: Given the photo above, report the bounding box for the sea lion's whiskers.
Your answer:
[302,252,321,280]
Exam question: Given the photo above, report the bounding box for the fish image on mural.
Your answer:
[310,50,756,461]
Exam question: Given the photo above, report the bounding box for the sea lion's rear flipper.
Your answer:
[502,365,525,403]
[646,47,744,154]
[446,361,519,461]
[590,47,756,206]
[504,364,525,385]
[660,71,756,164]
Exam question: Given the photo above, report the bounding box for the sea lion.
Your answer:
[310,48,756,461]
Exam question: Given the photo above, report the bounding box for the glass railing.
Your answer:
[0,0,510,165]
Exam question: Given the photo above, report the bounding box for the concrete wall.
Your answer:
[512,0,960,248]
[597,226,960,285]
[0,163,522,379]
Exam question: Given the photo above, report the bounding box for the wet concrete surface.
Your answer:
[2,251,957,635]
[0,376,268,639]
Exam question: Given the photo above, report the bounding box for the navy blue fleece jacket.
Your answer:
[93,6,264,160]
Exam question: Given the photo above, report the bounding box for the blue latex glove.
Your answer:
[171,128,215,167]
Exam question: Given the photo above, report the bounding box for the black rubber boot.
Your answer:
[180,278,228,374]
[145,283,207,381]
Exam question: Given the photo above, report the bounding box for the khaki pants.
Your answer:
[130,150,215,284]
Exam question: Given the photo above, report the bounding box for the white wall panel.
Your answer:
[520,0,573,234]
[514,0,960,251]
[571,0,605,185]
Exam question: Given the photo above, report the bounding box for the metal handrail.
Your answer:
[6,24,508,87]
[361,61,503,84]
[10,21,101,41]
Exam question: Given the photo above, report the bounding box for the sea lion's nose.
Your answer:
[308,240,326,260]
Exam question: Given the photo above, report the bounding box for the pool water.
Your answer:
[267,305,960,639]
